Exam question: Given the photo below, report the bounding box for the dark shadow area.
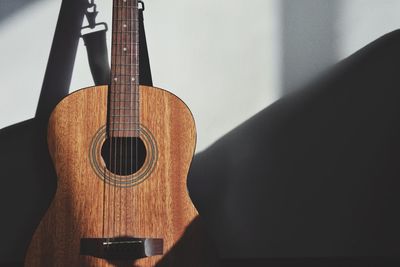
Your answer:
[155,216,219,267]
[0,0,90,264]
[281,0,339,94]
[0,0,44,24]
[0,119,56,265]
[188,28,400,264]
[221,258,400,267]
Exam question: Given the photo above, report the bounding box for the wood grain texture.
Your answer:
[25,85,198,267]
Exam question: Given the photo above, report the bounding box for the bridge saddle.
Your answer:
[80,237,163,260]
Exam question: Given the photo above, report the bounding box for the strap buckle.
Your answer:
[81,0,108,36]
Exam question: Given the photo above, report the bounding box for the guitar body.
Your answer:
[25,85,198,267]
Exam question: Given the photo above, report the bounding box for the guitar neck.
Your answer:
[109,0,140,137]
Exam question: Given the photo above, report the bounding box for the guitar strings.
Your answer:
[128,0,134,238]
[114,0,123,240]
[121,0,129,238]
[119,0,124,239]
[103,0,140,241]
[113,0,119,241]
[107,0,118,243]
[135,0,140,241]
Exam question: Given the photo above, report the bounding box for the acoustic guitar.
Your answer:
[25,0,198,266]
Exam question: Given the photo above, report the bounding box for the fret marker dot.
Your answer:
[123,47,127,52]
[114,77,118,81]
[131,77,135,81]
[123,24,127,28]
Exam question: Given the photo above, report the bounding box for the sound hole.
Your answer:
[101,137,147,176]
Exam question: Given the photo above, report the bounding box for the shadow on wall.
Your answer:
[281,0,339,94]
[0,0,88,264]
[0,0,44,23]
[188,26,400,260]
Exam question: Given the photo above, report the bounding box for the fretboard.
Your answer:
[109,0,140,137]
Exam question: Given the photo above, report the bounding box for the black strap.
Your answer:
[82,29,110,85]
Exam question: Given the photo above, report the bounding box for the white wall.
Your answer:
[1,0,400,151]
[0,0,61,130]
[337,0,400,58]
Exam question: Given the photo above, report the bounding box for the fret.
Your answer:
[110,100,138,103]
[111,82,139,85]
[111,99,139,103]
[111,80,139,83]
[112,43,139,45]
[112,34,139,37]
[111,37,139,41]
[113,19,139,21]
[110,94,139,97]
[112,64,139,66]
[110,89,139,95]
[110,90,139,92]
[112,27,137,32]
[110,125,140,128]
[111,62,139,65]
[111,75,138,80]
[110,112,139,115]
[110,70,139,75]
[111,74,139,77]
[113,72,139,75]
[112,40,138,45]
[111,107,137,110]
[111,83,140,86]
[110,87,140,91]
[112,55,139,57]
[111,72,139,75]
[112,60,138,63]
[110,105,139,109]
[111,61,139,65]
[110,114,139,117]
[110,121,139,125]
[110,117,139,120]
[110,90,140,96]
[112,18,138,22]
[111,121,137,124]
[111,114,138,117]
[110,104,139,108]
[112,74,137,81]
[110,88,139,92]
[110,93,139,97]
[110,69,139,76]
[109,131,140,135]
[111,70,139,74]
[109,129,140,132]
[110,113,139,117]
[113,6,139,9]
[112,31,139,33]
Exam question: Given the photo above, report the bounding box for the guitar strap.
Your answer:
[81,1,153,87]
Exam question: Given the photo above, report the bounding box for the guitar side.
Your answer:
[25,85,198,267]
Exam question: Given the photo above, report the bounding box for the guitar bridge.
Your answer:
[80,237,163,260]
